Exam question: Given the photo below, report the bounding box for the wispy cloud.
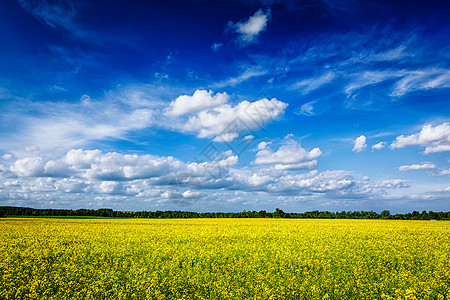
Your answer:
[211,43,223,51]
[298,100,317,116]
[228,9,271,46]
[212,67,268,88]
[344,70,405,98]
[291,71,336,95]
[19,0,76,30]
[0,86,161,156]
[390,68,450,97]
[399,162,436,171]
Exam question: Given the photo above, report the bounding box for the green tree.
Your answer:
[380,210,391,219]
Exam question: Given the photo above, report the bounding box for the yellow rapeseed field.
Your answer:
[0,218,449,299]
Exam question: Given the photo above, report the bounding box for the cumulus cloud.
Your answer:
[265,170,359,194]
[352,135,367,152]
[72,150,184,181]
[181,97,287,141]
[391,122,450,154]
[3,145,435,211]
[257,141,270,150]
[254,137,321,170]
[0,164,16,179]
[55,177,88,193]
[373,179,410,188]
[99,181,123,194]
[165,90,229,116]
[11,158,46,177]
[2,154,12,160]
[399,163,436,171]
[228,9,271,45]
[372,142,386,150]
[9,149,241,187]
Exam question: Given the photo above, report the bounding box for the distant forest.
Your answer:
[1,206,449,220]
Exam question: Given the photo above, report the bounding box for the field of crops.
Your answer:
[0,218,449,299]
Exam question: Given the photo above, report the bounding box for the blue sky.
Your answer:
[0,0,449,212]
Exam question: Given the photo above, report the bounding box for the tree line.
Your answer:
[0,206,449,220]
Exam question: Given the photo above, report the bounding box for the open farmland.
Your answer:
[1,218,449,299]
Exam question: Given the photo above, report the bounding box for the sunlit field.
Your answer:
[1,218,449,299]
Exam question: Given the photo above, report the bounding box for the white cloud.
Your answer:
[372,142,386,150]
[212,67,268,88]
[391,122,450,154]
[343,68,450,101]
[291,71,336,95]
[2,154,12,160]
[257,141,270,150]
[55,177,88,193]
[254,138,321,170]
[365,45,413,62]
[11,158,46,177]
[165,90,229,116]
[25,145,40,152]
[228,9,271,45]
[0,164,16,179]
[11,157,73,177]
[374,179,409,189]
[436,169,450,176]
[1,88,157,156]
[352,135,367,152]
[266,170,359,193]
[99,181,123,194]
[298,100,317,116]
[343,44,413,65]
[182,97,287,141]
[4,146,443,211]
[399,163,436,171]
[391,68,450,97]
[345,70,405,98]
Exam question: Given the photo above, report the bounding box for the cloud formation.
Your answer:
[391,68,450,97]
[1,88,158,156]
[254,137,321,170]
[352,135,367,152]
[391,122,450,154]
[176,96,287,141]
[291,71,336,95]
[2,143,443,212]
[374,179,410,189]
[228,9,271,45]
[165,90,229,116]
[372,142,386,151]
[399,163,436,171]
[19,0,76,31]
